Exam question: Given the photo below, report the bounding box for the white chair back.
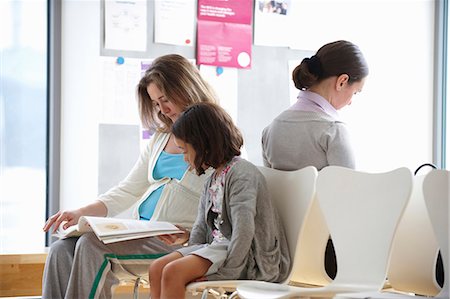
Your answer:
[291,198,332,286]
[316,166,413,289]
[423,170,449,298]
[258,166,318,283]
[387,174,441,296]
[185,166,318,298]
[237,166,414,299]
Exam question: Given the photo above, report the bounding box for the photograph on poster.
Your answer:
[257,0,290,15]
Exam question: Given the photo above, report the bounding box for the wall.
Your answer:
[60,0,435,210]
[60,0,311,209]
[61,0,101,209]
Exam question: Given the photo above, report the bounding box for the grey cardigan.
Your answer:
[189,158,290,282]
[262,109,355,171]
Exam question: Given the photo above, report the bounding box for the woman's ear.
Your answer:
[336,74,349,91]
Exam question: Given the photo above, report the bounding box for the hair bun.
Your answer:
[307,55,323,77]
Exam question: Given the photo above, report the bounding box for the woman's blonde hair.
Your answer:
[137,54,218,132]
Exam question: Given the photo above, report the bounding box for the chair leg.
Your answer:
[199,288,235,299]
[201,289,209,299]
[133,277,141,299]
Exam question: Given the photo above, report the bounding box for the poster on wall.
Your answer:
[254,0,291,47]
[100,57,142,125]
[154,0,196,46]
[104,0,147,52]
[197,0,253,69]
[199,65,238,122]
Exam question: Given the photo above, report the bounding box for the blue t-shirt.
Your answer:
[139,151,188,220]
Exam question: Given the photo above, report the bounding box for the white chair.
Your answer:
[237,166,413,299]
[291,198,333,287]
[423,169,449,298]
[185,166,318,299]
[386,174,441,296]
[335,169,449,299]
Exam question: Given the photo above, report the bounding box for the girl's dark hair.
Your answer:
[172,102,243,175]
[137,54,218,132]
[292,40,369,90]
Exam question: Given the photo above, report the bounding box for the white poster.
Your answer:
[154,0,196,46]
[104,0,147,51]
[254,0,291,47]
[100,57,143,125]
[199,65,238,123]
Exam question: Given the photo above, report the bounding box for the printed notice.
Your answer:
[100,57,142,125]
[197,0,253,69]
[254,0,291,47]
[104,0,147,52]
[154,0,196,46]
[199,65,238,122]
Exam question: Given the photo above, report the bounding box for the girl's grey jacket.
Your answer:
[189,158,291,282]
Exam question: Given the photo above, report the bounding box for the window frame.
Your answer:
[46,0,62,246]
[435,0,447,169]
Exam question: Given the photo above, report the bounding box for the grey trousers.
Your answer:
[42,232,178,299]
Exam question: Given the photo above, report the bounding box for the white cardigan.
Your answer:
[97,131,209,228]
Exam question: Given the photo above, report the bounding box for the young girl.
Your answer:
[149,102,291,299]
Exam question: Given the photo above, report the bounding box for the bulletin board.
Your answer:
[98,0,312,191]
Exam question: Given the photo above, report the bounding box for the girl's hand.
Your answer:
[192,276,208,282]
[43,209,83,233]
[158,225,190,245]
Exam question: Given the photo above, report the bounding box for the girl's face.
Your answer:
[147,83,184,122]
[333,77,366,110]
[173,137,197,169]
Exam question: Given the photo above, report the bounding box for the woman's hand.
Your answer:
[43,201,107,234]
[158,225,190,246]
[43,209,83,233]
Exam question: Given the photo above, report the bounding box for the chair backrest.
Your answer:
[258,166,318,283]
[291,198,332,286]
[387,174,441,296]
[423,169,449,297]
[315,166,413,289]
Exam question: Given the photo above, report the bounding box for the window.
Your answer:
[332,1,435,172]
[0,0,48,251]
[283,0,435,172]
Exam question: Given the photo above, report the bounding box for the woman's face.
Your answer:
[173,137,197,169]
[334,77,366,110]
[147,83,184,122]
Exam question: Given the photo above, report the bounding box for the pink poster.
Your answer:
[197,0,253,69]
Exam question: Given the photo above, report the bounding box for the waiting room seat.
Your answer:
[185,166,318,299]
[335,169,449,299]
[237,166,413,299]
[386,174,441,296]
[423,169,449,298]
[291,198,332,287]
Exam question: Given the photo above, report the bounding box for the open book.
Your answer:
[53,216,182,244]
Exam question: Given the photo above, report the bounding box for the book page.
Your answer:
[53,216,182,243]
[53,217,92,239]
[83,216,182,238]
